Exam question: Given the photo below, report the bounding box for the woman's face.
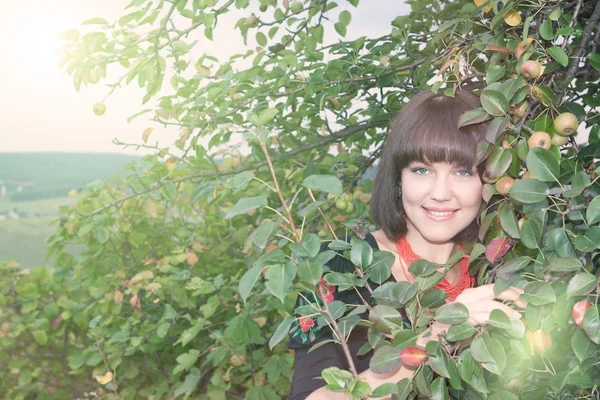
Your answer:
[400,160,483,245]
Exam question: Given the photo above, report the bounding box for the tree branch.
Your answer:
[80,120,388,217]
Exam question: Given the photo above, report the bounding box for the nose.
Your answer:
[429,175,452,202]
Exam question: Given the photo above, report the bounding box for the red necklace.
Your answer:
[395,236,474,301]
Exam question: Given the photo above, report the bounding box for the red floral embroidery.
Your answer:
[299,317,315,332]
[325,292,334,303]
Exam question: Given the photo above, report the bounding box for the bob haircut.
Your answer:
[371,90,487,243]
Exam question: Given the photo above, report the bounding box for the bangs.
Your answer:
[391,95,483,172]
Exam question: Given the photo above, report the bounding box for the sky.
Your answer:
[0,0,410,155]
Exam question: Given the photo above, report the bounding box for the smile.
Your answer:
[423,207,458,221]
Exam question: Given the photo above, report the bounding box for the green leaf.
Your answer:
[370,345,402,375]
[497,256,530,279]
[369,305,405,334]
[420,290,447,309]
[238,265,263,302]
[334,22,347,37]
[566,272,597,299]
[224,171,253,191]
[458,349,474,381]
[500,77,525,102]
[302,174,343,197]
[157,323,170,338]
[269,316,294,350]
[575,227,600,252]
[571,329,596,363]
[253,221,279,249]
[586,195,600,225]
[583,305,600,344]
[458,107,491,127]
[481,90,509,116]
[521,282,556,305]
[408,259,440,277]
[526,148,560,182]
[509,178,548,203]
[488,309,511,330]
[248,107,278,126]
[394,379,411,400]
[82,17,109,25]
[367,251,395,284]
[298,200,326,218]
[498,205,520,239]
[539,20,554,40]
[485,146,512,177]
[471,337,494,363]
[246,387,280,400]
[486,65,505,85]
[548,46,569,67]
[489,391,518,400]
[32,330,48,346]
[298,261,323,287]
[350,238,373,269]
[371,383,398,398]
[225,195,268,219]
[435,302,469,325]
[94,227,110,244]
[338,10,352,25]
[389,281,418,305]
[265,263,296,303]
[520,218,542,249]
[485,116,510,144]
[174,368,201,398]
[563,171,591,198]
[548,257,583,272]
[256,31,267,47]
[589,52,600,72]
[173,350,200,375]
[290,233,320,258]
[430,377,449,400]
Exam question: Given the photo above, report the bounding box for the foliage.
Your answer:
[1,0,600,399]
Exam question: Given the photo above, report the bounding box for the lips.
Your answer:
[423,207,458,220]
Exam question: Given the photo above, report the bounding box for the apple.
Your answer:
[551,134,569,146]
[246,14,258,27]
[526,329,551,355]
[509,101,528,118]
[482,170,500,184]
[553,112,579,136]
[522,170,534,179]
[399,346,428,367]
[335,198,348,211]
[527,131,552,150]
[495,176,515,195]
[572,300,592,328]
[290,1,303,12]
[520,60,542,80]
[93,102,106,116]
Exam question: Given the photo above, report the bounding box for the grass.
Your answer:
[0,196,76,215]
[0,197,83,269]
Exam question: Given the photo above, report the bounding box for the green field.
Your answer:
[0,217,59,268]
[0,196,77,215]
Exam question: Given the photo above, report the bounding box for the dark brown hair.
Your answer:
[370,90,487,243]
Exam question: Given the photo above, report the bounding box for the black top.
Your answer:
[287,233,411,400]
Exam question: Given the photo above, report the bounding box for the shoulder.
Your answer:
[371,229,398,255]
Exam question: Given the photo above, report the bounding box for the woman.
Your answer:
[287,90,526,400]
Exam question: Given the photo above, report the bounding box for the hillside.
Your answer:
[0,152,138,202]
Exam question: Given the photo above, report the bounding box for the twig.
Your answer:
[257,133,300,242]
[80,120,387,217]
[318,285,359,378]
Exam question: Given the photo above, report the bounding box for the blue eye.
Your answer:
[412,168,429,175]
[457,170,473,177]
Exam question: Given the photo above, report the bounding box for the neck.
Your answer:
[404,228,459,265]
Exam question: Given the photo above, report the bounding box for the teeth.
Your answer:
[427,210,454,216]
